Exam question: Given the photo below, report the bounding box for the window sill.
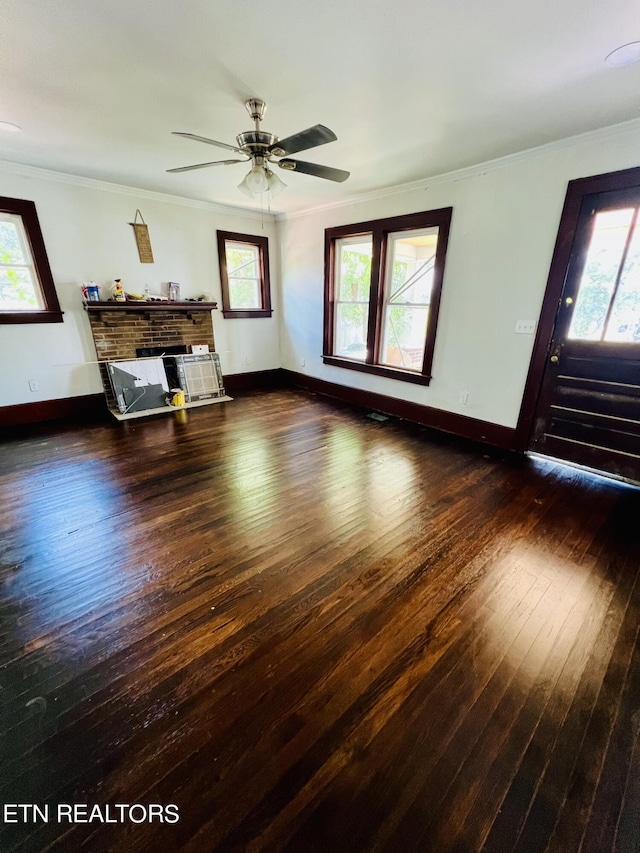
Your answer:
[222,309,273,319]
[0,309,64,324]
[322,355,432,386]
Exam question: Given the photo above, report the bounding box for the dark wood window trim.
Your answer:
[216,230,272,319]
[323,207,452,385]
[0,196,62,324]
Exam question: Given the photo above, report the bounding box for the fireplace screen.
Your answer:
[107,358,169,414]
[107,352,225,414]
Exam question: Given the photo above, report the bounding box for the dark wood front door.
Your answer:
[530,186,640,482]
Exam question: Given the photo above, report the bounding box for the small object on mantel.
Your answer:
[112,279,126,302]
[82,282,100,302]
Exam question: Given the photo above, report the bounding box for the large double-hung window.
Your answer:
[323,208,452,385]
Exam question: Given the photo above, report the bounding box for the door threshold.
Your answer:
[527,452,640,490]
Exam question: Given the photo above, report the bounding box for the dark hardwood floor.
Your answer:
[1,389,639,852]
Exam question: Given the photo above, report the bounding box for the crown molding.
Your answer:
[2,114,639,225]
[278,116,640,221]
[0,160,276,222]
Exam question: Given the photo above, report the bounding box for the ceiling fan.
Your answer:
[167,98,350,199]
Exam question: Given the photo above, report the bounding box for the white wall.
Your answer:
[0,167,280,407]
[277,121,640,428]
[3,119,640,424]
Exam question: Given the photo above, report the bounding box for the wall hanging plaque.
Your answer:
[130,209,154,263]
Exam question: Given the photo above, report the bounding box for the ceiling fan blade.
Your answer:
[268,125,337,156]
[172,132,244,153]
[166,159,245,173]
[278,159,350,182]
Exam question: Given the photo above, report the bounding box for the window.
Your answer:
[0,196,62,323]
[323,208,452,385]
[217,231,272,319]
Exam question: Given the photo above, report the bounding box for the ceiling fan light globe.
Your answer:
[237,173,257,198]
[266,170,287,198]
[245,165,269,193]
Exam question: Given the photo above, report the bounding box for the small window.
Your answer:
[0,196,62,324]
[217,231,272,319]
[323,208,452,385]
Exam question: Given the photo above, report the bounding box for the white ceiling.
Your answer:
[1,0,639,214]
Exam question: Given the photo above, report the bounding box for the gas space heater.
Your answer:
[173,353,225,402]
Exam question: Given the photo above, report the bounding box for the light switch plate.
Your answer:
[515,320,536,334]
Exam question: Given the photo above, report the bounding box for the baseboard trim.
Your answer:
[0,371,517,450]
[0,393,108,428]
[224,369,287,394]
[283,370,516,450]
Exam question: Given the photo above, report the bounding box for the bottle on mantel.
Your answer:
[112,279,126,302]
[168,282,180,302]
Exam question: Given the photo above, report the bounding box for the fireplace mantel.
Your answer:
[85,300,218,319]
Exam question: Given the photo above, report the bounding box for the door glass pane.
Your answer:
[380,227,438,370]
[604,220,640,342]
[334,236,372,360]
[568,208,634,340]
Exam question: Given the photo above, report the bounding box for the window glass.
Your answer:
[334,236,373,361]
[380,227,438,371]
[226,241,261,310]
[0,213,43,310]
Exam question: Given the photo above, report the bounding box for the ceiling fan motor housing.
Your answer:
[236,131,279,155]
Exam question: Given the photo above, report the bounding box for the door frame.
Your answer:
[513,164,640,453]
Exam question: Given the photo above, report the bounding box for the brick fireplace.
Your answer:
[85,302,217,408]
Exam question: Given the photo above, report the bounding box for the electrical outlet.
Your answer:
[515,320,536,334]
[28,379,39,392]
[459,391,469,406]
